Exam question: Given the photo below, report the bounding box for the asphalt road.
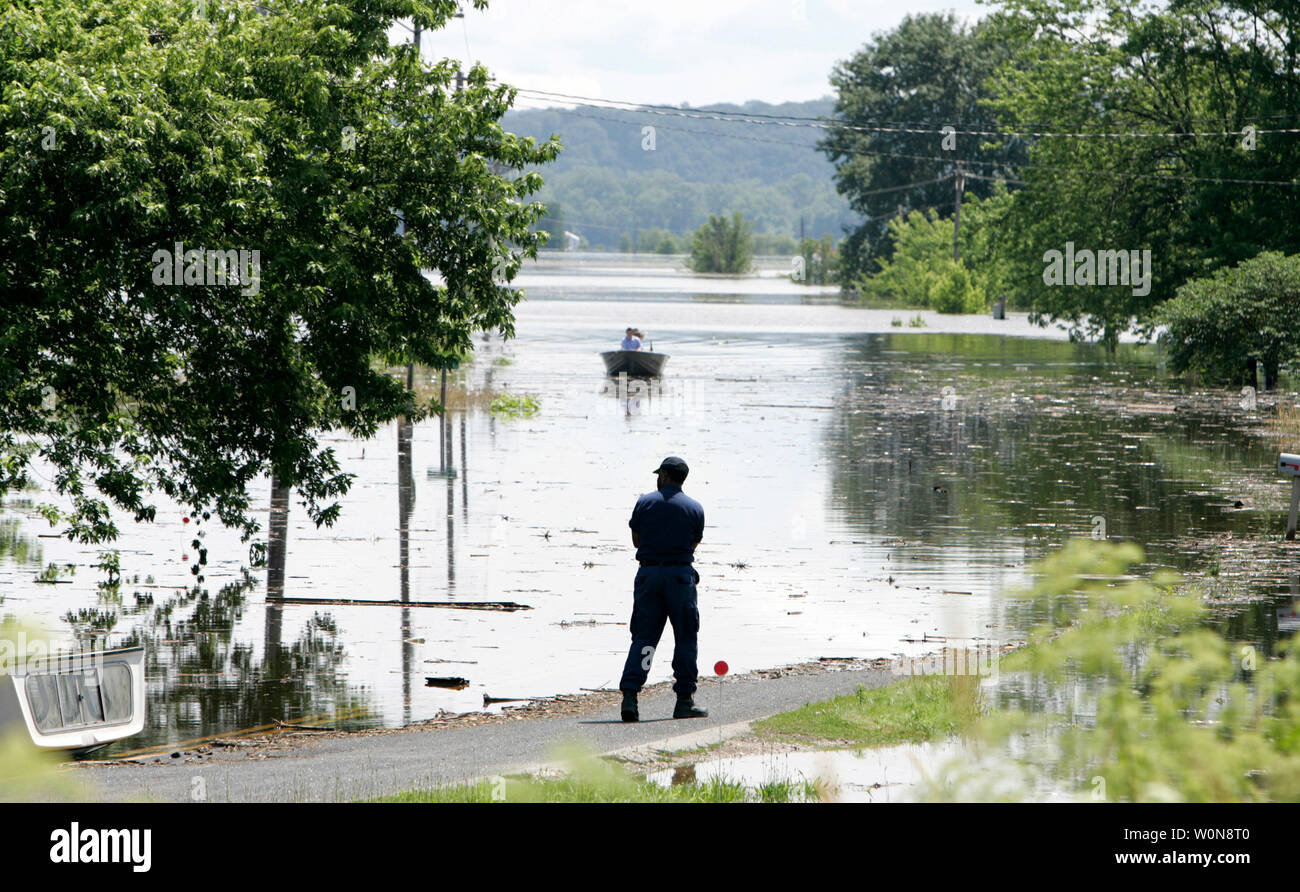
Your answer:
[67,666,897,802]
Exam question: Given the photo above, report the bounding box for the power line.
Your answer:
[503,84,1300,140]
[460,6,474,68]
[501,83,1300,133]
[512,100,1300,189]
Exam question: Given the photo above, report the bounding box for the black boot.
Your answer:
[621,691,639,723]
[673,694,708,719]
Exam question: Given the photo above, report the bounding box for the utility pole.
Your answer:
[442,65,464,428]
[799,216,805,243]
[952,165,965,264]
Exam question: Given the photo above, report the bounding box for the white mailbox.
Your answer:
[1281,454,1300,476]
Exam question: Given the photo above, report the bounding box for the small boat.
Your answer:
[0,645,146,756]
[600,350,669,377]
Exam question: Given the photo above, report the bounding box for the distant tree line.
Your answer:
[505,100,855,251]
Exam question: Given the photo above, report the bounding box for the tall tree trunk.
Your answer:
[267,476,289,599]
[1265,356,1280,392]
[398,415,414,726]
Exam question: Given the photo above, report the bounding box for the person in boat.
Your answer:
[621,327,643,351]
[619,456,708,722]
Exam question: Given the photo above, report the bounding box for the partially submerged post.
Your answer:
[1280,453,1300,540]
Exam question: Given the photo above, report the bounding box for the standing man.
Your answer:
[620,456,708,722]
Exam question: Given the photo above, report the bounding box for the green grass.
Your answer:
[373,746,824,802]
[378,774,765,803]
[488,393,539,418]
[753,674,980,748]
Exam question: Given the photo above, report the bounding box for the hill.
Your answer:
[501,98,857,250]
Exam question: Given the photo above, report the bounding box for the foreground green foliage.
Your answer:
[0,620,81,801]
[961,539,1300,802]
[756,540,1300,801]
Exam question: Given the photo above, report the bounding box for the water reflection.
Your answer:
[0,518,41,568]
[399,416,414,725]
[829,333,1276,560]
[85,570,374,756]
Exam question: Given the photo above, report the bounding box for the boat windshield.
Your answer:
[24,661,134,732]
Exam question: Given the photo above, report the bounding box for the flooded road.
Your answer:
[1,253,1292,755]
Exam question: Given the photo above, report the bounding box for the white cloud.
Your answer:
[415,0,987,107]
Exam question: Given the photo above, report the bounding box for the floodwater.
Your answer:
[644,740,1008,802]
[643,736,1080,802]
[1,252,1294,755]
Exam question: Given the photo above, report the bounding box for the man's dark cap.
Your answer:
[653,456,689,476]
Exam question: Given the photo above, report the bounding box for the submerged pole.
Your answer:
[1281,454,1300,540]
[1288,478,1300,541]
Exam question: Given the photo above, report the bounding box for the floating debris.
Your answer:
[426,677,471,690]
[275,596,531,611]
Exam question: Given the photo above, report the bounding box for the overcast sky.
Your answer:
[413,0,988,109]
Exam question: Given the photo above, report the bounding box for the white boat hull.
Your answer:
[0,645,146,755]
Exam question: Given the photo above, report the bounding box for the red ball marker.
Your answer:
[182,516,190,524]
[714,661,728,676]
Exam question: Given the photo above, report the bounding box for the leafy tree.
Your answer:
[687,212,753,273]
[821,13,1027,280]
[855,208,986,312]
[983,0,1300,350]
[957,185,1017,309]
[0,0,558,544]
[856,210,947,307]
[930,263,986,314]
[1158,251,1300,390]
[795,234,841,285]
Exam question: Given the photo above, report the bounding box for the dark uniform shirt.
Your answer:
[629,485,704,564]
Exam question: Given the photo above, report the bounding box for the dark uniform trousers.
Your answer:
[619,564,700,696]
